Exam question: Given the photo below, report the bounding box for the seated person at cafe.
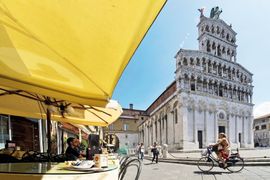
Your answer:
[65,137,82,160]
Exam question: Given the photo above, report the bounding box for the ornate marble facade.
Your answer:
[138,9,254,150]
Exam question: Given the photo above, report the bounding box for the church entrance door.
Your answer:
[198,130,203,149]
[218,126,225,134]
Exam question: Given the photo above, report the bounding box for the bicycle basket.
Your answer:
[201,149,208,156]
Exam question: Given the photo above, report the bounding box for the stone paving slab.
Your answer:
[124,160,270,180]
[167,147,270,159]
[143,147,270,166]
[145,157,270,166]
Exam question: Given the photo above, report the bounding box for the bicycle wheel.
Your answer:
[197,157,214,172]
[226,157,244,173]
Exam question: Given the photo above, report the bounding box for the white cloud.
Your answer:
[254,102,270,118]
[179,33,190,48]
[179,41,184,48]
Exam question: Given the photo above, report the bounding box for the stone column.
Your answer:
[235,115,238,144]
[217,84,220,96]
[172,111,175,144]
[150,125,152,146]
[144,125,147,147]
[140,129,143,143]
[221,66,224,77]
[163,117,165,144]
[147,125,150,148]
[249,115,254,146]
[242,116,246,145]
[180,78,184,89]
[206,79,209,93]
[180,105,188,149]
[215,43,218,55]
[227,115,230,142]
[156,120,159,145]
[223,86,227,98]
[159,119,162,145]
[193,108,197,143]
[152,122,154,143]
[167,111,173,146]
[145,126,148,147]
[214,111,217,141]
[195,77,197,91]
[151,122,154,143]
[240,90,242,102]
[155,121,158,143]
[204,110,208,147]
[206,60,209,73]
[166,117,168,144]
[162,117,165,144]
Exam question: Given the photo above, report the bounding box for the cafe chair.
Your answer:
[119,155,132,171]
[119,155,138,165]
[0,154,20,163]
[51,154,66,162]
[21,152,50,162]
[119,158,142,180]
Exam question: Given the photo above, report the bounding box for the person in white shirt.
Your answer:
[139,143,145,161]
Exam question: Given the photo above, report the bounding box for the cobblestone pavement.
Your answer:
[124,160,270,180]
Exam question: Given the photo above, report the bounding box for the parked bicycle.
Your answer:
[197,147,244,173]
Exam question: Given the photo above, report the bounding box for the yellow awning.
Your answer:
[0,87,122,126]
[0,0,166,107]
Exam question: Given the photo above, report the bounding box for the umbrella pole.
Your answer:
[46,108,51,157]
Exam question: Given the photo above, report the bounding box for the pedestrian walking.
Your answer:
[136,143,141,159]
[151,142,159,163]
[139,143,145,160]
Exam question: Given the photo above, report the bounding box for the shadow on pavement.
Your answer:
[193,171,232,175]
[144,162,157,165]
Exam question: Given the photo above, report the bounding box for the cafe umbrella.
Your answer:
[0,0,167,154]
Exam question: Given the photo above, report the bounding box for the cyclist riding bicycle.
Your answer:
[209,132,230,168]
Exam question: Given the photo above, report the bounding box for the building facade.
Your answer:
[103,104,147,150]
[138,8,254,150]
[254,114,270,147]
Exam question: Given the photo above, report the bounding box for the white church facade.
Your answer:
[138,7,254,150]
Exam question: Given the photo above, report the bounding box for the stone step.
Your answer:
[145,157,270,166]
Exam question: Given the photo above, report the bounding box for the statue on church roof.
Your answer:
[210,6,222,19]
[198,8,205,17]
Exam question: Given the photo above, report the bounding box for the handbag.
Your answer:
[218,144,223,150]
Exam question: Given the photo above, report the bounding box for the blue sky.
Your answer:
[113,0,270,116]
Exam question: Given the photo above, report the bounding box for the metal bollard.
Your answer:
[162,144,168,158]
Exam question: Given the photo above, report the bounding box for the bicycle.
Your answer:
[197,147,244,173]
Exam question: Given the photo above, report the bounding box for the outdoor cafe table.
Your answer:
[0,162,118,180]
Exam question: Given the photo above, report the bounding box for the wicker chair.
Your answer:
[0,154,20,163]
[119,158,142,180]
